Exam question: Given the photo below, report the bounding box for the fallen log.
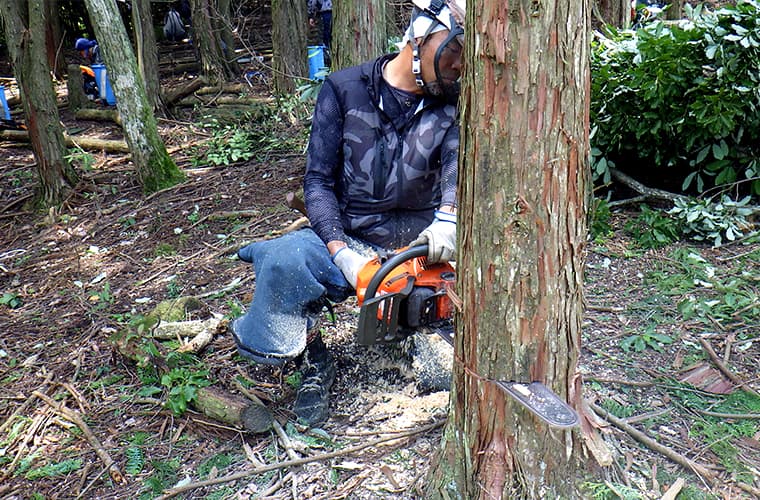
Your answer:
[194,83,250,95]
[162,77,207,107]
[75,108,122,125]
[176,95,274,108]
[0,130,130,153]
[193,386,273,434]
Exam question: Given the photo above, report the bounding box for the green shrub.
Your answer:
[592,1,760,197]
[624,204,681,248]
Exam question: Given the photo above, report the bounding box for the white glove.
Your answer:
[332,247,371,289]
[410,210,457,263]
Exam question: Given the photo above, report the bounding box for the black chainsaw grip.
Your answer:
[363,245,429,301]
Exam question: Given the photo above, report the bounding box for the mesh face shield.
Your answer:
[408,1,465,105]
[430,25,464,104]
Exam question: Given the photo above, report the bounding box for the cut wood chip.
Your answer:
[678,362,735,394]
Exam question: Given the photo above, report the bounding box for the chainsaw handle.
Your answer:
[363,245,428,301]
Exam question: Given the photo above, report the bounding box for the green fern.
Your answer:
[125,447,145,476]
[25,458,82,480]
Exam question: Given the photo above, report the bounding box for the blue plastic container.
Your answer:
[91,64,116,105]
[0,85,10,120]
[307,45,327,81]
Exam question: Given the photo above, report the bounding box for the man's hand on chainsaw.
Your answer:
[332,247,372,289]
[410,210,457,262]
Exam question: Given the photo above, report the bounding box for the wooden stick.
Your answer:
[0,373,53,434]
[32,391,125,484]
[590,402,714,485]
[155,419,446,499]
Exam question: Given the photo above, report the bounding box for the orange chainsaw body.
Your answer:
[355,246,455,345]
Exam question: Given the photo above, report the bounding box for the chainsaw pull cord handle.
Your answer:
[363,245,429,301]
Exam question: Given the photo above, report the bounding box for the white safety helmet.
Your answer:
[403,0,466,104]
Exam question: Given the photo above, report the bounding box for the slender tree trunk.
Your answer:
[0,0,77,208]
[332,0,387,70]
[426,0,590,498]
[45,0,64,76]
[666,1,683,20]
[131,0,164,112]
[216,0,240,75]
[190,0,235,84]
[84,0,185,193]
[594,0,631,27]
[271,0,307,94]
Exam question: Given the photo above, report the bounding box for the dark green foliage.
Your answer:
[624,204,681,248]
[592,1,760,196]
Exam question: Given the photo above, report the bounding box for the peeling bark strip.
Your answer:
[427,1,590,498]
[83,0,184,193]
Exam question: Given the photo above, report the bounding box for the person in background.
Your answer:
[75,38,103,65]
[308,0,332,50]
[232,0,465,426]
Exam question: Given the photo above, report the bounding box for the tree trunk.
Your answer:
[426,0,590,498]
[131,0,164,112]
[332,0,387,70]
[271,0,308,94]
[84,0,185,193]
[0,0,77,208]
[216,0,240,75]
[45,0,64,76]
[191,0,236,84]
[666,1,683,20]
[594,0,631,28]
[67,63,91,113]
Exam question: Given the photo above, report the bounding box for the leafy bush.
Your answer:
[590,197,614,241]
[668,194,755,246]
[624,204,681,248]
[591,1,760,196]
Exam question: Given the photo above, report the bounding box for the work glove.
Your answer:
[410,210,457,263]
[332,247,371,289]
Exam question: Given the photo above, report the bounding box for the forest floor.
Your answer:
[0,44,759,500]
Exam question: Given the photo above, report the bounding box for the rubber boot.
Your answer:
[293,335,336,426]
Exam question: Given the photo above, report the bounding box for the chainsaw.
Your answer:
[355,245,455,346]
[353,244,579,429]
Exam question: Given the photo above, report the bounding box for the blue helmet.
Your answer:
[75,38,96,51]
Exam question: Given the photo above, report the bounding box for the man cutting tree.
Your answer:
[232,0,465,426]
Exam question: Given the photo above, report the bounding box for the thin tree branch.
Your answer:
[155,419,446,499]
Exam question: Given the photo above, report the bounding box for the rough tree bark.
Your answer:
[0,0,77,208]
[426,0,590,498]
[84,0,185,193]
[271,0,308,94]
[44,0,64,76]
[131,0,164,112]
[332,0,388,70]
[190,0,236,84]
[594,0,631,28]
[216,0,240,75]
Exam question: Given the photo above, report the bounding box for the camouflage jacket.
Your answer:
[304,53,459,250]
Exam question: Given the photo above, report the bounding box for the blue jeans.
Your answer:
[232,229,352,364]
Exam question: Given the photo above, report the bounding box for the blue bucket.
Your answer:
[307,45,326,81]
[91,64,116,105]
[0,85,10,120]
